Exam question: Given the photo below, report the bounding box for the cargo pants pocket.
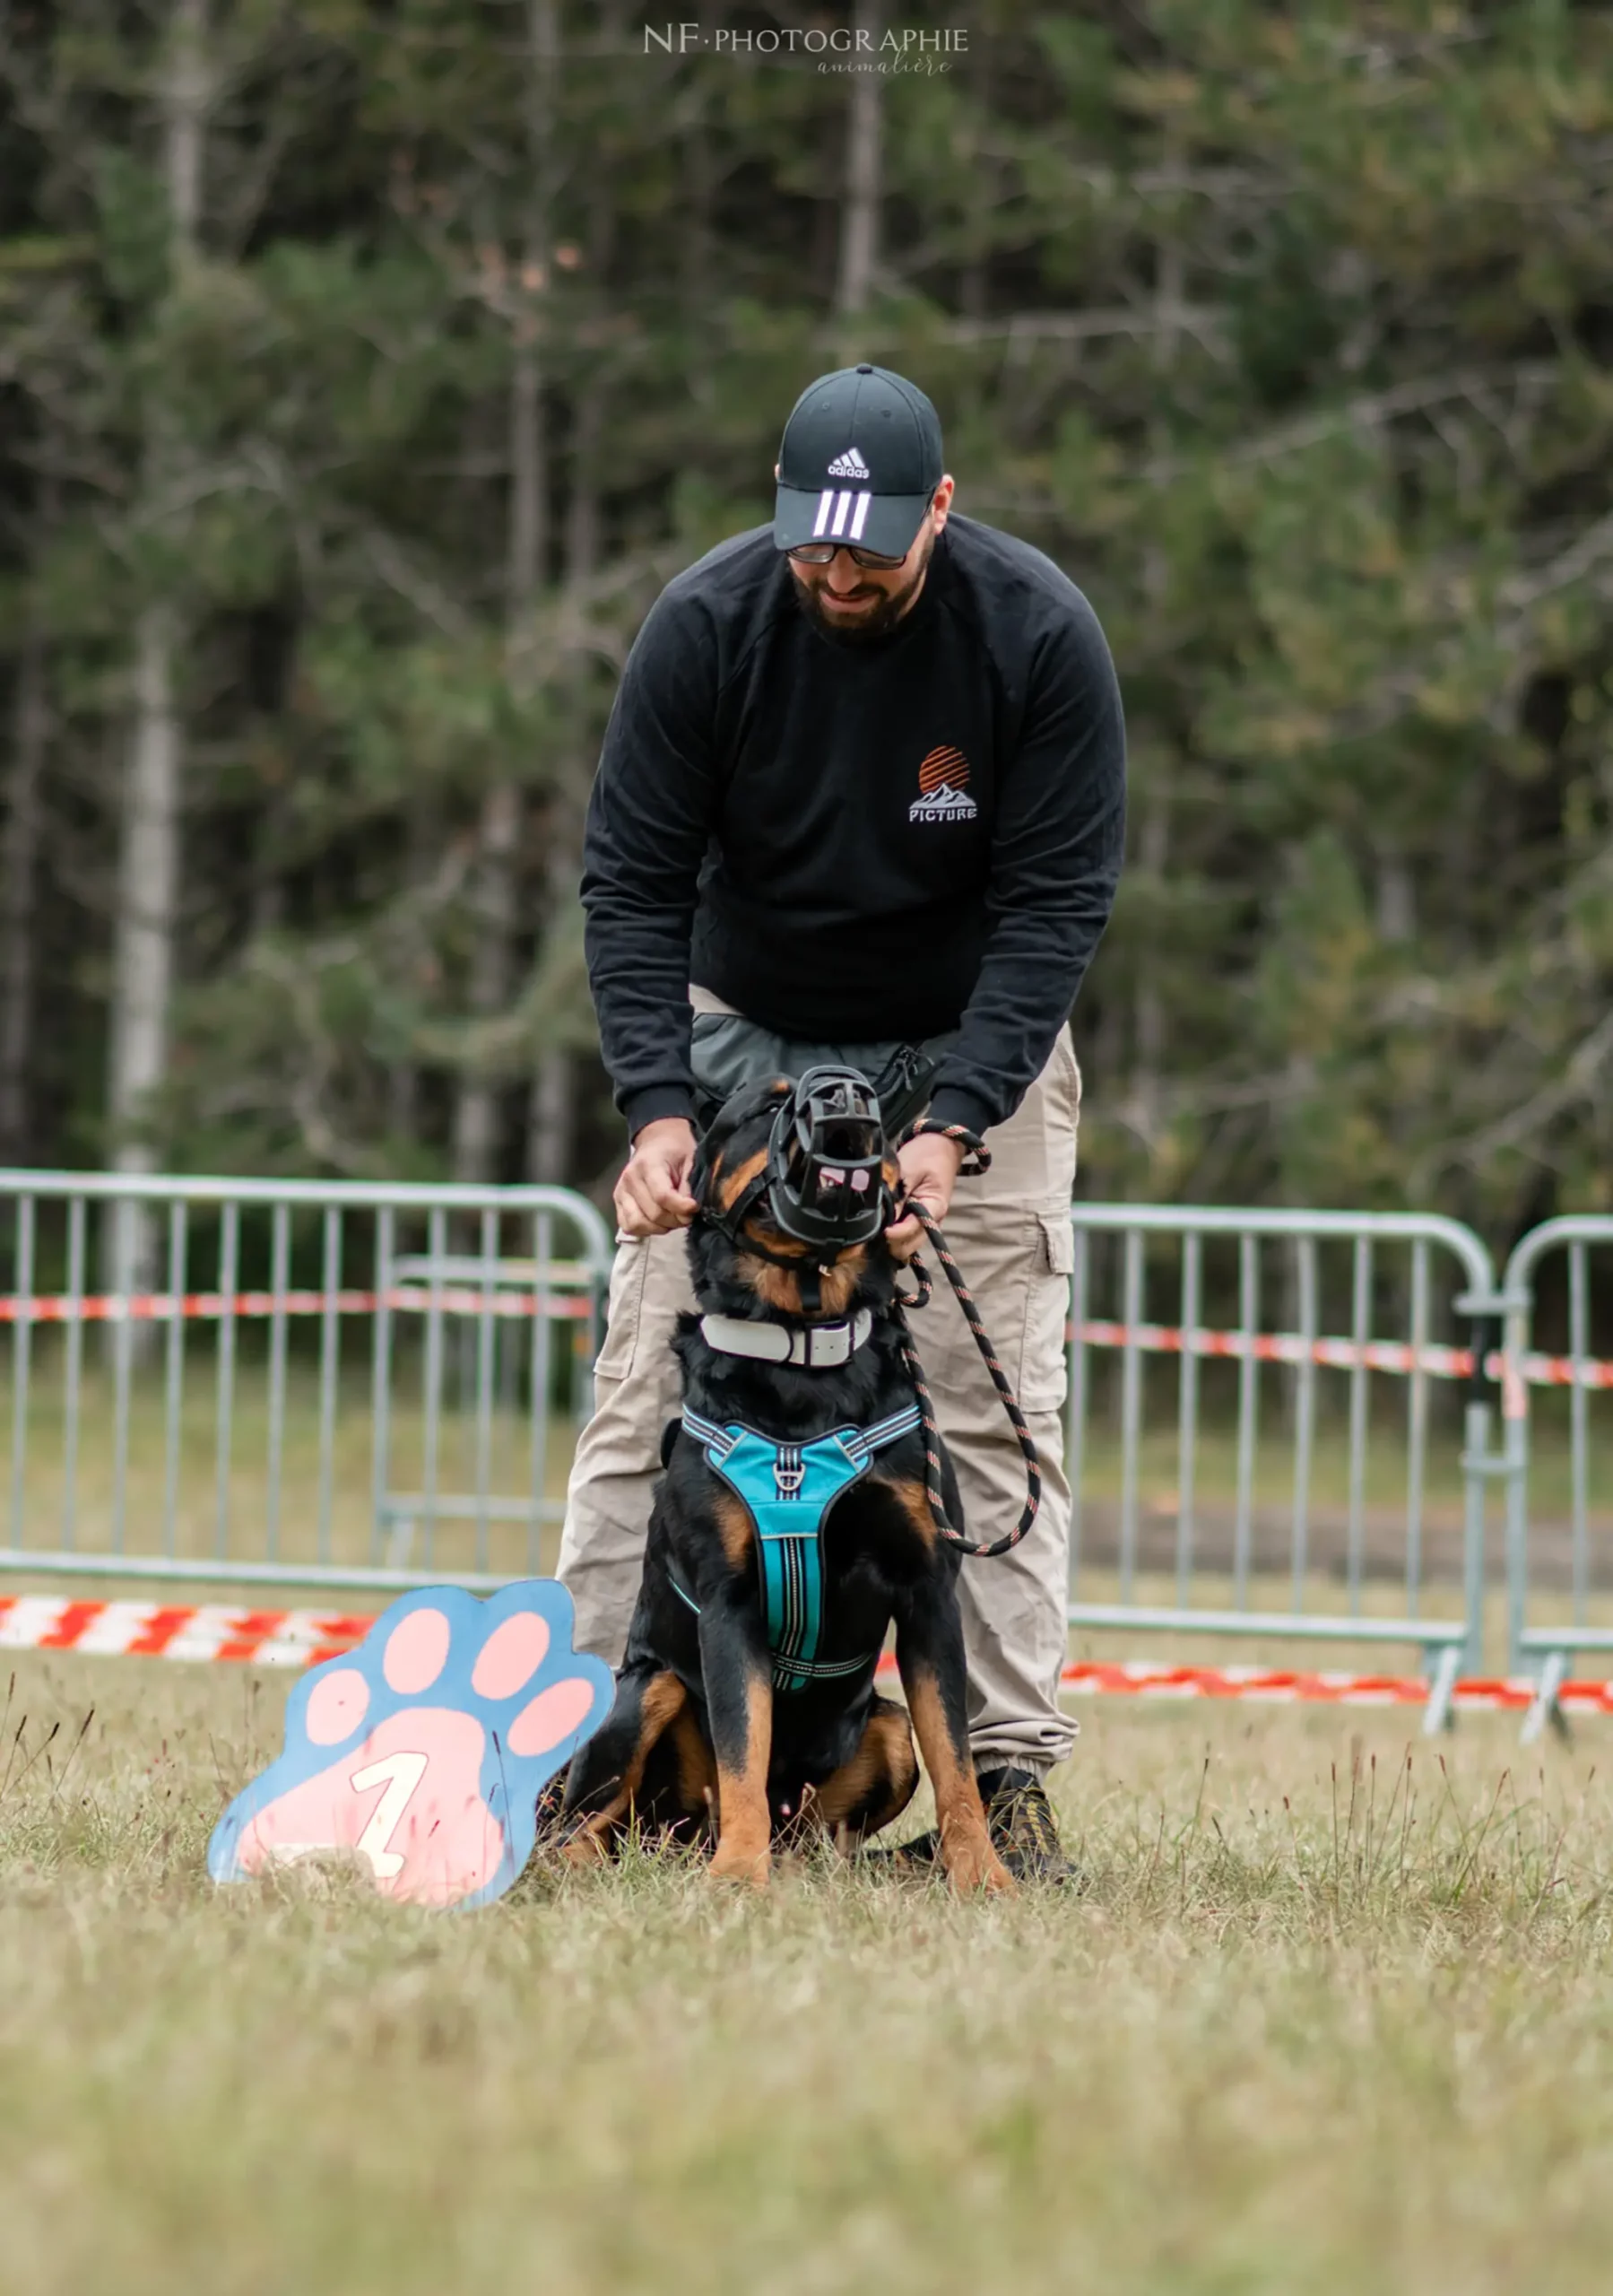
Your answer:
[594,1239,655,1384]
[1017,1209,1076,1414]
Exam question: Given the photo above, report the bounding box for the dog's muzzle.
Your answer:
[768,1065,894,1248]
[700,1065,892,1256]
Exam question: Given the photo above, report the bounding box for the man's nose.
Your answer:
[826,552,863,590]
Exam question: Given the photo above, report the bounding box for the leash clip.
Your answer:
[773,1453,806,1499]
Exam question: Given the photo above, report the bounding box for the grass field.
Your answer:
[4,1653,1613,2293]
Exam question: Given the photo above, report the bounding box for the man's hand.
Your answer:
[885,1132,966,1261]
[614,1117,699,1239]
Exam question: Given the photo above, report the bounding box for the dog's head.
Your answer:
[689,1071,903,1320]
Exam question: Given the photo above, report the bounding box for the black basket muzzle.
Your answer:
[704,1065,897,1257]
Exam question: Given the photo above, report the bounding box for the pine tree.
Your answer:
[0,0,1609,1245]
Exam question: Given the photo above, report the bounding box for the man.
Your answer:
[558,363,1125,1878]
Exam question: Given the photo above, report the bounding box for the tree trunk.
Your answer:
[451,0,557,1184]
[1130,794,1170,1148]
[1128,232,1184,1158]
[959,12,995,323]
[387,780,436,1150]
[0,594,48,1165]
[108,604,181,1171]
[529,1020,575,1185]
[526,406,594,1187]
[526,2,625,1188]
[106,605,181,1317]
[107,0,209,1296]
[680,97,715,403]
[450,780,521,1182]
[834,0,881,325]
[1376,849,1415,944]
[506,333,548,627]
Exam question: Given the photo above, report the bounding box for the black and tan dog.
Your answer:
[559,1075,1012,1892]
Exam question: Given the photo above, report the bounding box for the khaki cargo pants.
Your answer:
[557,1022,1081,1777]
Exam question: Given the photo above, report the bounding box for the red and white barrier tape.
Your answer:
[1,1289,1603,1399]
[4,1595,1608,1714]
[1047,1658,1613,1715]
[0,1595,369,1668]
[1071,1319,1613,1397]
[0,1284,591,1326]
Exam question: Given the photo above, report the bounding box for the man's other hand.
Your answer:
[885,1132,966,1261]
[614,1118,699,1239]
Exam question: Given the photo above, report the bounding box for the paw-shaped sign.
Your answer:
[208,1582,613,1911]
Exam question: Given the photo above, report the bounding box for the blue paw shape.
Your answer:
[208,1580,613,1911]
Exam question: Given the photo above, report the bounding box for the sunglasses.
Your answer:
[785,538,909,571]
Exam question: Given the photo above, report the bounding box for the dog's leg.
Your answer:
[667,1703,718,1834]
[895,1581,1014,1895]
[812,1695,920,1849]
[697,1589,775,1887]
[559,1666,688,1864]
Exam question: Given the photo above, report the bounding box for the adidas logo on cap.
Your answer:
[827,447,870,479]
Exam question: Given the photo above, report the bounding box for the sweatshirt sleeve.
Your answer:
[926,590,1126,1139]
[580,587,722,1135]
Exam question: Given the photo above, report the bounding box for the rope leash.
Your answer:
[904,1117,991,1176]
[891,1123,1042,1558]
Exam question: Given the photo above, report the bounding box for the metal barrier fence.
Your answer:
[0,1171,613,1594]
[15,1167,1613,1737]
[1064,1206,1504,1731]
[1499,1217,1613,1739]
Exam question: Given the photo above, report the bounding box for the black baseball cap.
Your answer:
[773,363,944,560]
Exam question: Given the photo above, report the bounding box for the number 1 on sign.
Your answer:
[350,1750,429,1880]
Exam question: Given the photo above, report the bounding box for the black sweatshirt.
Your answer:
[580,512,1126,1140]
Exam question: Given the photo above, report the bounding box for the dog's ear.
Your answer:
[696,1075,792,1201]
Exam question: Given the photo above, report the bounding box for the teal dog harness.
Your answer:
[673,1403,922,1692]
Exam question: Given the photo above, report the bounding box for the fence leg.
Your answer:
[1501,1291,1531,1679]
[1520,1650,1568,1748]
[1453,1283,1527,1693]
[1423,1644,1461,1737]
[1459,1396,1491,1684]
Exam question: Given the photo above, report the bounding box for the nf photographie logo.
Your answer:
[908,746,978,824]
[644,22,968,66]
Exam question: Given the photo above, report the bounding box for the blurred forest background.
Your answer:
[1,0,1611,1248]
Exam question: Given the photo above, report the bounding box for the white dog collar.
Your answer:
[698,1309,874,1370]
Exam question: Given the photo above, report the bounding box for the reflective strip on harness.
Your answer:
[677,1405,920,1691]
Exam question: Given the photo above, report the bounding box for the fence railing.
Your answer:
[1498,1217,1613,1739]
[1064,1206,1505,1731]
[0,1171,613,1594]
[12,1170,1613,1739]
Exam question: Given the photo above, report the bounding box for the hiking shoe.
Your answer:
[873,1764,1079,1885]
[980,1766,1077,1883]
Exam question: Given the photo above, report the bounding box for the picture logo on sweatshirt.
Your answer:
[908,745,978,823]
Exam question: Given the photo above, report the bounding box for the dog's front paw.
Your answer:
[209,1584,613,1910]
[708,1835,772,1890]
[940,1822,1018,1896]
